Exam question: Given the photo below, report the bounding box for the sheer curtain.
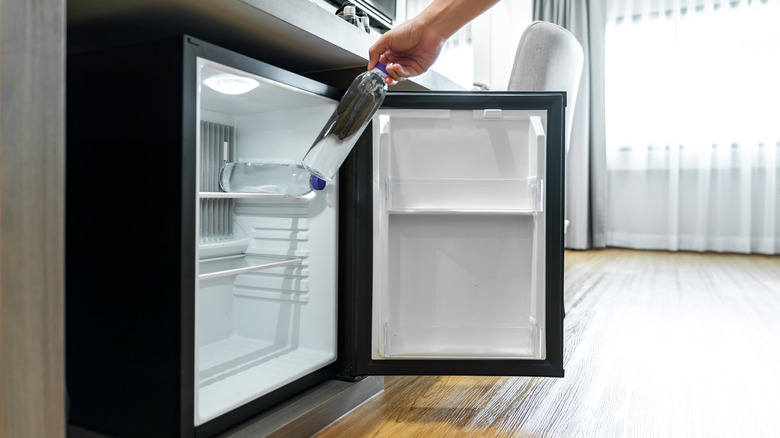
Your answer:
[605,0,780,254]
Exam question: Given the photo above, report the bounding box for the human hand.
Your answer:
[367,16,447,85]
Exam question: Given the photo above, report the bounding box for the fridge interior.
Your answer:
[372,109,548,360]
[195,58,339,425]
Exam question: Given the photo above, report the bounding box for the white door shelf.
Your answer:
[385,177,543,214]
[199,254,303,280]
[382,324,542,359]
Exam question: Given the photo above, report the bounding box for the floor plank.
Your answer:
[315,249,780,437]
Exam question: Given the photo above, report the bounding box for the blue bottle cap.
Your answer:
[310,175,327,191]
[374,62,389,77]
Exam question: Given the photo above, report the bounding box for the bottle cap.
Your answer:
[374,62,389,77]
[310,175,327,191]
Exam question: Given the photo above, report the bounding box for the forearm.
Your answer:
[367,0,500,81]
[416,0,501,40]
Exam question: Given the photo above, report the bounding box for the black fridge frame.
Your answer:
[66,35,348,438]
[182,35,348,438]
[342,91,567,377]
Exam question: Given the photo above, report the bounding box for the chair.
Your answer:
[507,21,584,156]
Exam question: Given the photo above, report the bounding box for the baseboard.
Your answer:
[67,376,384,438]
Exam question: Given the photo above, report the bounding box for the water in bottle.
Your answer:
[301,62,388,181]
[219,162,326,196]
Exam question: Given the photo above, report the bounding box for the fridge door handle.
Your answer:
[482,109,503,120]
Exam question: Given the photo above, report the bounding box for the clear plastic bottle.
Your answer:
[339,3,359,26]
[301,62,388,181]
[358,11,371,33]
[219,162,326,195]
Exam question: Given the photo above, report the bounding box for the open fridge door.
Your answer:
[351,92,566,377]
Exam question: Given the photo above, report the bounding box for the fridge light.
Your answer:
[203,74,260,95]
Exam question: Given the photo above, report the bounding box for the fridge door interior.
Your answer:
[194,57,341,425]
[355,93,565,376]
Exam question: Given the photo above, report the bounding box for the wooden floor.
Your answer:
[315,248,780,437]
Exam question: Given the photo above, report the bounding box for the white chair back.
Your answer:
[507,21,584,154]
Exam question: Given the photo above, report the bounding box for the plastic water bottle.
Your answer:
[301,62,388,181]
[219,162,326,195]
[358,11,371,33]
[338,3,359,26]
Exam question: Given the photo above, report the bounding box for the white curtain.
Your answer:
[605,0,780,254]
[534,0,609,250]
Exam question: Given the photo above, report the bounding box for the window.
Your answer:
[604,0,780,254]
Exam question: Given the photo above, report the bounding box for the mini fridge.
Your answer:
[66,36,565,437]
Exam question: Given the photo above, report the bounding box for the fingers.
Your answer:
[368,47,412,85]
[367,52,380,71]
[385,63,416,83]
[367,55,400,85]
[367,24,423,84]
[368,34,391,70]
